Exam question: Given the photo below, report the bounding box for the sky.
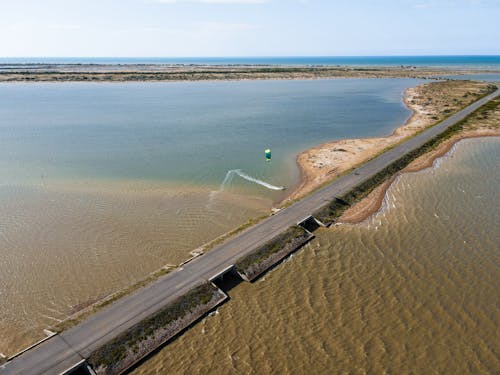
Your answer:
[1,0,499,57]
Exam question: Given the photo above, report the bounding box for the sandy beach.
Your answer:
[286,80,499,223]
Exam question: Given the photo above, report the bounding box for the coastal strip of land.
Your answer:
[285,79,499,224]
[0,63,498,82]
[339,94,500,223]
[288,80,497,202]
[1,84,497,375]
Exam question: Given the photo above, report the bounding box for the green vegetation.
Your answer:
[463,96,500,126]
[314,95,500,224]
[235,226,308,274]
[88,282,218,369]
[0,66,488,82]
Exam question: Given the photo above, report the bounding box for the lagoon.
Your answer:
[0,78,421,354]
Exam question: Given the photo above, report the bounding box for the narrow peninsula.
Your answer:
[287,80,499,223]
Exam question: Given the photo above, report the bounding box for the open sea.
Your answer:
[1,55,500,68]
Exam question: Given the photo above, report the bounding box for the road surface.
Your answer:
[2,87,498,375]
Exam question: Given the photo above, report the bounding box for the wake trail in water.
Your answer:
[220,170,236,191]
[220,169,285,191]
[234,170,286,190]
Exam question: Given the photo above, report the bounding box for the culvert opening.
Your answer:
[64,361,94,375]
[210,268,243,293]
[298,216,321,233]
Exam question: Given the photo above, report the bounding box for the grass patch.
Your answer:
[88,282,218,369]
[235,226,308,274]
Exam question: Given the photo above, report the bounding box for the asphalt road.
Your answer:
[2,87,498,375]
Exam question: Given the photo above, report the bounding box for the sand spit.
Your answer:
[339,97,500,224]
[286,81,496,208]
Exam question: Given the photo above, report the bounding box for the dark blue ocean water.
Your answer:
[1,56,500,68]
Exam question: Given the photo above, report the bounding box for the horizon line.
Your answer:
[2,54,500,59]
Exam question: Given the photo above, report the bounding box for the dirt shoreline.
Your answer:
[338,130,500,224]
[284,94,420,204]
[283,80,498,223]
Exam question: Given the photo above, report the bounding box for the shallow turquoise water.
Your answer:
[0,79,418,198]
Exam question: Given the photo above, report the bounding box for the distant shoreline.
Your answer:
[0,64,499,82]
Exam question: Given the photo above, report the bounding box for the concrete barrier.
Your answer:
[297,215,325,233]
[59,359,96,375]
[208,265,236,282]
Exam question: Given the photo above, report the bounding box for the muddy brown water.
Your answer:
[0,185,270,354]
[131,138,499,374]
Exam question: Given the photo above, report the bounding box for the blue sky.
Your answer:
[1,0,499,56]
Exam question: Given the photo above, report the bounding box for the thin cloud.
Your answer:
[48,24,82,31]
[413,0,484,8]
[198,21,261,30]
[112,22,260,36]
